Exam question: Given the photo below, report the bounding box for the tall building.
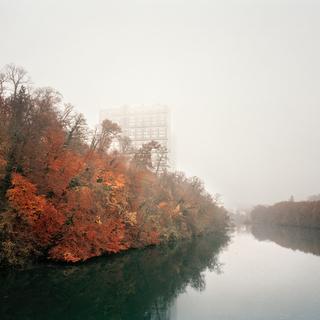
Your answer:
[100,105,172,171]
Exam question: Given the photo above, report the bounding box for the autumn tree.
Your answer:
[132,140,161,170]
[1,86,31,200]
[0,65,229,266]
[60,104,87,149]
[90,119,121,153]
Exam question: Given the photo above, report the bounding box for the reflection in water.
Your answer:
[173,229,320,320]
[0,233,229,320]
[252,224,320,256]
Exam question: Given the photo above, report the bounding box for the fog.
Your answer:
[1,0,320,209]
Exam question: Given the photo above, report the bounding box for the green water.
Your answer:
[1,226,320,320]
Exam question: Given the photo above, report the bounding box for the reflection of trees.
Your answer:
[252,224,320,256]
[0,232,229,320]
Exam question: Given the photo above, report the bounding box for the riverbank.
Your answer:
[0,66,229,267]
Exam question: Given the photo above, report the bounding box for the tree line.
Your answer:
[250,201,320,229]
[0,64,228,267]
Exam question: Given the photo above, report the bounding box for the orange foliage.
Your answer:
[0,70,228,266]
[66,186,94,212]
[6,173,65,245]
[96,170,126,190]
[46,150,84,197]
[49,220,127,262]
[7,173,48,223]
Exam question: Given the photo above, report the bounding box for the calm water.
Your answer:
[1,226,320,320]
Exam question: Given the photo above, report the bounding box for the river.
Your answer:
[1,226,320,320]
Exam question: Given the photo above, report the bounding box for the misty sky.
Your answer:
[1,0,320,209]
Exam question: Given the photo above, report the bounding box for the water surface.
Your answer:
[1,226,320,320]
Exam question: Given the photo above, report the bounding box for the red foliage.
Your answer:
[46,150,83,197]
[22,127,84,198]
[7,173,65,245]
[66,187,94,212]
[49,220,127,262]
[0,72,228,266]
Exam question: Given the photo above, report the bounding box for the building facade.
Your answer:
[100,105,172,171]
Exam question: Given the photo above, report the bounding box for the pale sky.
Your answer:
[1,0,320,209]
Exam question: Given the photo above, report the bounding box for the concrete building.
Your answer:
[100,105,172,171]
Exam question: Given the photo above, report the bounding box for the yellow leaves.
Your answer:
[95,215,102,224]
[114,174,125,189]
[96,171,126,190]
[172,204,182,217]
[125,212,137,226]
[62,251,80,263]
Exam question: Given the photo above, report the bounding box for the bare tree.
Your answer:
[132,140,161,170]
[0,72,6,96]
[33,87,62,109]
[90,119,121,153]
[118,135,132,154]
[155,145,168,175]
[3,64,30,98]
[56,104,88,147]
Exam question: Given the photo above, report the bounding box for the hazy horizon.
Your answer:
[1,0,320,209]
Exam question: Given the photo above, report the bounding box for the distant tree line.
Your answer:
[251,201,320,229]
[0,64,229,267]
[308,194,320,202]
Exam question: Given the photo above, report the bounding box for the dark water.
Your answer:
[1,226,320,320]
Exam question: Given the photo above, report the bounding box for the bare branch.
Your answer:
[3,64,30,98]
